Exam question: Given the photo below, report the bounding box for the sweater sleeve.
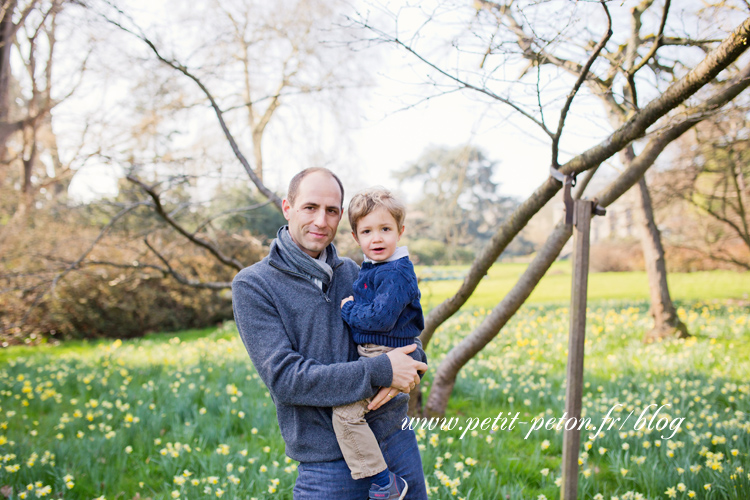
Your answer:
[341,263,418,333]
[232,274,393,407]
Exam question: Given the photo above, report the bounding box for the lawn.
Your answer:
[416,262,750,309]
[0,267,749,499]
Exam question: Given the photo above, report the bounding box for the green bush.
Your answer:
[408,238,474,265]
[409,239,447,265]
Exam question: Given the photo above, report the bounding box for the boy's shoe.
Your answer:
[368,472,408,500]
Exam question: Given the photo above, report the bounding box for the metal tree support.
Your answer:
[559,173,606,500]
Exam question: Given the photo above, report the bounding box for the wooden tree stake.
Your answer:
[561,199,593,500]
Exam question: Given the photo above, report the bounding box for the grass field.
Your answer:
[1,267,748,499]
[416,262,750,309]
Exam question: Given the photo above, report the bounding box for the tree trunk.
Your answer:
[425,221,573,417]
[407,386,423,417]
[16,126,37,220]
[0,0,17,159]
[636,175,689,341]
[252,129,264,183]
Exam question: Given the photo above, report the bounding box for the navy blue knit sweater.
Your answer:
[341,255,424,347]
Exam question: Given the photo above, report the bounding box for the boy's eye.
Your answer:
[361,229,370,234]
[383,227,390,232]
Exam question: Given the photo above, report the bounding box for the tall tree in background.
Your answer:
[99,0,369,212]
[0,0,17,139]
[0,0,85,224]
[659,107,750,269]
[489,0,691,340]
[394,145,517,261]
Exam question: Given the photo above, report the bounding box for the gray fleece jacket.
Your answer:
[232,236,427,463]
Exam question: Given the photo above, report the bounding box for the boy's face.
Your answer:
[352,206,405,262]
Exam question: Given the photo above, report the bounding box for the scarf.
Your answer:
[276,226,333,289]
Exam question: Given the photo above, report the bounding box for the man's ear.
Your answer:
[282,198,292,221]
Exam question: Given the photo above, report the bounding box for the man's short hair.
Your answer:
[287,167,344,208]
[348,187,406,234]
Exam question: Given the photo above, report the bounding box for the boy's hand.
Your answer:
[341,296,354,308]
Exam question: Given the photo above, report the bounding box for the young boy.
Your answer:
[335,187,424,500]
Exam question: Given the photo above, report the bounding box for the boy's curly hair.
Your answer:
[348,187,406,234]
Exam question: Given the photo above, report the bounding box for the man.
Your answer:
[232,167,429,499]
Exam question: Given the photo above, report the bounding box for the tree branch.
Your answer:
[192,200,273,234]
[629,0,671,76]
[551,0,612,168]
[143,238,231,290]
[350,14,554,138]
[100,2,283,212]
[126,175,244,271]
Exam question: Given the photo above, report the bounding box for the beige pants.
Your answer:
[332,343,394,479]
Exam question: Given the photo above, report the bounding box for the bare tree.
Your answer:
[425,64,750,416]
[0,0,37,148]
[95,0,369,212]
[0,0,89,225]
[657,107,750,270]
[348,1,750,415]
[482,0,696,340]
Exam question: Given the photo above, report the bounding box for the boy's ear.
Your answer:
[351,230,359,243]
[398,225,405,240]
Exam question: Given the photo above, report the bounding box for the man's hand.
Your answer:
[341,296,353,308]
[386,344,427,391]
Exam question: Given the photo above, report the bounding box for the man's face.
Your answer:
[282,171,343,258]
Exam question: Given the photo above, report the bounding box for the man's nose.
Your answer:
[313,209,327,227]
